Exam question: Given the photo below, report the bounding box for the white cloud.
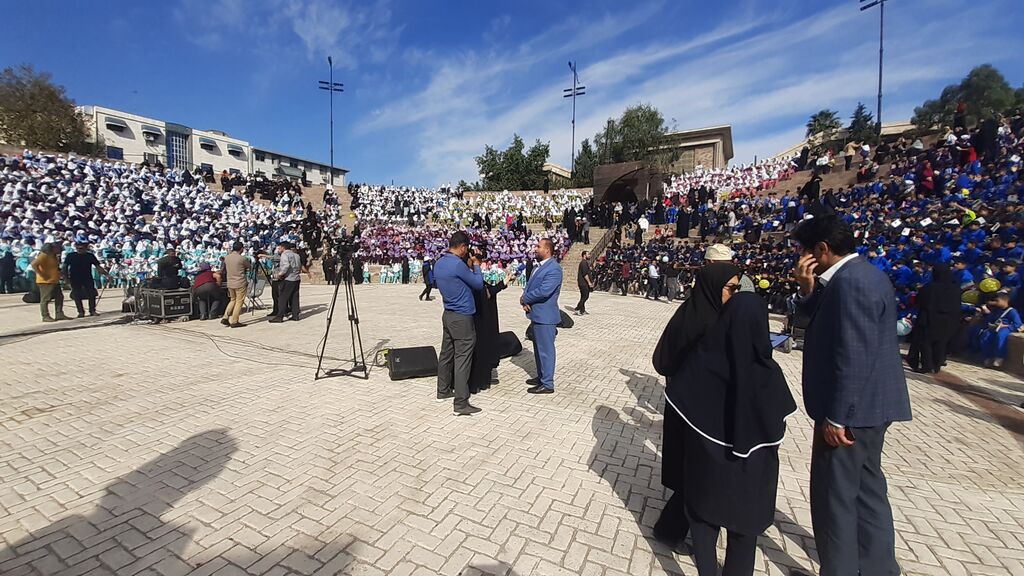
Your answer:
[284,0,398,66]
[357,0,1022,183]
[175,0,399,68]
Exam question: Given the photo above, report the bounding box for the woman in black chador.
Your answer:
[907,263,961,373]
[468,270,516,394]
[652,262,740,554]
[651,262,794,569]
[660,284,797,576]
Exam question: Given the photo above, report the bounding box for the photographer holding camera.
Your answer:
[435,231,485,416]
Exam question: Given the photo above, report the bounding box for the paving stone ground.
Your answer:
[1,284,1023,576]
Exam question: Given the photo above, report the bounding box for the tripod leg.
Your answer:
[315,268,345,379]
[344,265,368,377]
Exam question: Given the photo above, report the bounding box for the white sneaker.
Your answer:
[994,358,1004,368]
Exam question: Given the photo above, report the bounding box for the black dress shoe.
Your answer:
[454,404,482,415]
[527,385,553,394]
[268,317,284,323]
[437,391,454,400]
[230,323,246,328]
[652,529,691,556]
[221,318,230,326]
[526,378,540,387]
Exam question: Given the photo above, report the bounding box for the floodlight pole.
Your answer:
[860,0,888,142]
[318,56,344,188]
[564,61,586,180]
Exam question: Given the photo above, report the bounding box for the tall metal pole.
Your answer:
[571,83,576,177]
[877,0,884,142]
[329,57,334,187]
[861,0,890,143]
[318,58,344,188]
[564,61,586,181]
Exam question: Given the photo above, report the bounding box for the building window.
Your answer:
[201,163,213,175]
[106,146,124,160]
[166,132,190,171]
[144,153,160,165]
[289,160,298,168]
[254,151,265,162]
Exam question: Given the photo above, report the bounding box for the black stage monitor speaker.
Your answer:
[558,310,575,328]
[526,311,574,341]
[387,346,438,381]
[496,331,522,358]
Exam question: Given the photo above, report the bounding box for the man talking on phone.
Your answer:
[791,215,911,576]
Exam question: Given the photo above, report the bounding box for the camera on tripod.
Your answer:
[316,233,367,380]
[333,236,358,260]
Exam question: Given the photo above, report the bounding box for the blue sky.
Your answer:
[2,0,1022,186]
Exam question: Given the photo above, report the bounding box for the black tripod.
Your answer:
[315,252,367,379]
[249,257,275,316]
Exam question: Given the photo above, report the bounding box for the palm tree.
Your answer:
[806,109,842,139]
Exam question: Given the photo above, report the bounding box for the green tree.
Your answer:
[618,103,667,162]
[592,103,673,169]
[523,139,550,190]
[572,138,597,187]
[474,144,502,190]
[474,134,550,190]
[912,64,1017,130]
[594,118,619,164]
[848,102,876,143]
[806,109,842,139]
[499,134,527,190]
[0,64,95,153]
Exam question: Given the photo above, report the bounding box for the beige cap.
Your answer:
[705,243,734,261]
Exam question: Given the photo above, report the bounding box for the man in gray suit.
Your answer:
[792,215,912,576]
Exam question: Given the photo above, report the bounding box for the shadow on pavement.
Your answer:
[0,314,130,341]
[589,404,687,575]
[766,510,817,575]
[619,368,664,415]
[0,429,396,575]
[929,371,1024,445]
[0,429,238,575]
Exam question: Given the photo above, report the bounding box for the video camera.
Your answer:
[334,235,358,260]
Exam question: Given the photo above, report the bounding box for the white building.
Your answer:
[79,105,347,186]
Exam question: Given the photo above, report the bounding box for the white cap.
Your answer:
[705,244,734,261]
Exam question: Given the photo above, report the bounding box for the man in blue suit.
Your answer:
[521,238,562,394]
[793,215,912,576]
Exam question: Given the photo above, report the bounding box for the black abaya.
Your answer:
[652,263,740,492]
[675,209,691,239]
[670,293,796,535]
[908,264,962,372]
[469,281,506,393]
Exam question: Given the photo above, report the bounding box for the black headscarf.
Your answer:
[653,262,741,377]
[667,293,796,458]
[912,263,962,342]
[925,264,962,314]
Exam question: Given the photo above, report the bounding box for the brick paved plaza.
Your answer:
[1,285,1023,576]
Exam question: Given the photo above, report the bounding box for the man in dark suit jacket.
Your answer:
[793,215,912,576]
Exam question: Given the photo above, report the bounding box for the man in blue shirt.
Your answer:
[435,231,485,415]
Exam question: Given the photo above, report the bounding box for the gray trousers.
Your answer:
[811,422,900,576]
[437,310,476,408]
